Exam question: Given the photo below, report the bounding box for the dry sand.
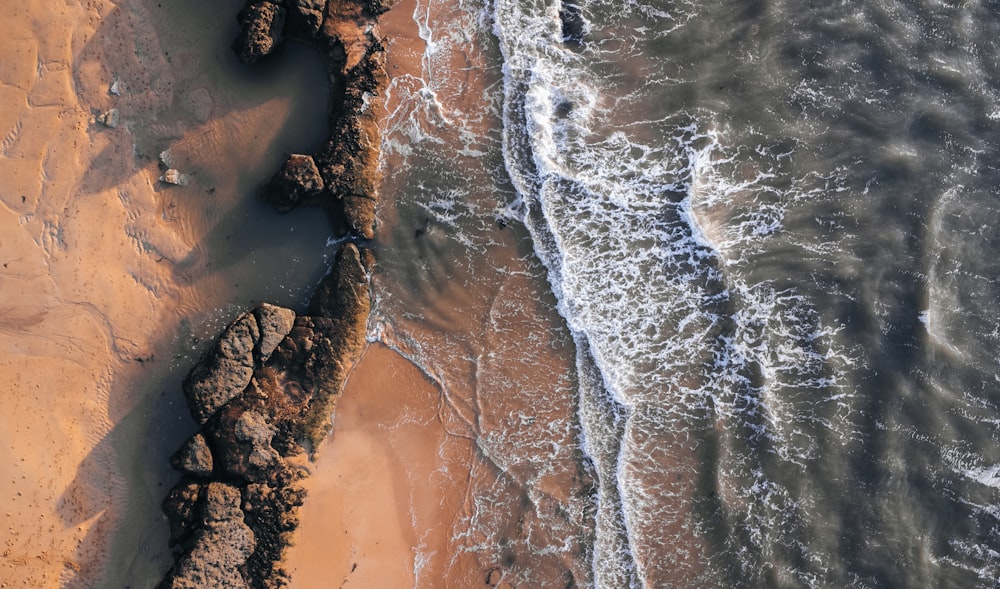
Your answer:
[0,0,337,586]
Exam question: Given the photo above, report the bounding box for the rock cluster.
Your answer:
[159,0,390,586]
[159,247,372,589]
[253,0,390,240]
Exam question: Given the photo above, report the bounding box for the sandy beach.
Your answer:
[0,0,337,586]
[284,343,480,587]
[4,0,595,586]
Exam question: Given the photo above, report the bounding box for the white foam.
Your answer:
[493,0,858,582]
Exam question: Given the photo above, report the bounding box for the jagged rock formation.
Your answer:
[159,0,390,586]
[160,246,372,589]
[246,0,390,240]
[261,154,325,212]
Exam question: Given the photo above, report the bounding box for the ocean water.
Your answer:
[371,0,1000,586]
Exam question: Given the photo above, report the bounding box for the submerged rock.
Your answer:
[559,2,586,45]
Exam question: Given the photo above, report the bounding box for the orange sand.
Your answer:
[0,0,334,586]
[284,343,478,587]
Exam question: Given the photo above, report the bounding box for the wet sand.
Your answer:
[285,343,479,587]
[0,0,335,586]
[280,0,597,584]
[281,5,484,585]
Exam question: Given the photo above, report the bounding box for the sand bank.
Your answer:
[284,343,479,587]
[0,0,336,586]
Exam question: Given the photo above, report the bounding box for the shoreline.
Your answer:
[156,0,394,587]
[283,343,479,587]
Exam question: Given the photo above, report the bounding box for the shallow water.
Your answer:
[369,0,1000,586]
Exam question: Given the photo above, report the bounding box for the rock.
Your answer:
[109,80,122,95]
[209,408,279,478]
[341,194,377,240]
[162,482,203,546]
[254,303,296,361]
[309,242,369,321]
[286,0,326,38]
[316,42,386,238]
[171,433,214,478]
[184,311,260,424]
[233,2,287,64]
[97,108,120,128]
[160,169,184,185]
[160,483,255,589]
[559,2,586,45]
[262,154,324,212]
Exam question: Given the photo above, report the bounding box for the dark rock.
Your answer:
[233,2,287,64]
[160,483,255,589]
[183,310,259,424]
[286,0,326,38]
[171,433,214,478]
[559,2,586,45]
[254,303,296,362]
[262,154,325,212]
[163,482,203,546]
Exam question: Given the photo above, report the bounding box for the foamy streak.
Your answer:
[493,0,855,585]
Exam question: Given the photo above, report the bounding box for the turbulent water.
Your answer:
[372,0,1000,586]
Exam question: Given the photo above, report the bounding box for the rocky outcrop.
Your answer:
[253,0,390,241]
[160,1,390,586]
[159,245,372,589]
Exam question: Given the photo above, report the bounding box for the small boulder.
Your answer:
[262,154,324,212]
[171,433,214,478]
[97,108,120,128]
[233,2,287,64]
[160,169,184,185]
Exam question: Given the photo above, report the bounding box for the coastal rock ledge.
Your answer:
[159,0,389,586]
[160,244,372,589]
